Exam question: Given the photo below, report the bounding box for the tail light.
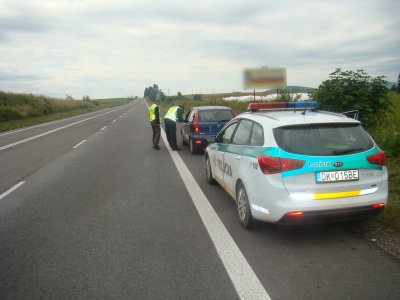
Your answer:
[193,112,199,134]
[232,110,237,117]
[286,211,304,216]
[258,156,305,174]
[372,203,385,208]
[367,152,387,166]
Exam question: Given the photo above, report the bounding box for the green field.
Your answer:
[0,92,133,132]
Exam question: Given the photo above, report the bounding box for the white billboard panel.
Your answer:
[244,68,287,89]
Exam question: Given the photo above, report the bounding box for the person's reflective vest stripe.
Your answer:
[164,106,179,122]
[149,103,157,121]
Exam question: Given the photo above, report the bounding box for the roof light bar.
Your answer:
[247,101,318,112]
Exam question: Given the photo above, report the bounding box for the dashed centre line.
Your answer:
[0,181,26,200]
[73,140,87,149]
[0,106,128,152]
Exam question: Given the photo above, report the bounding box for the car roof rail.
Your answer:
[340,110,359,120]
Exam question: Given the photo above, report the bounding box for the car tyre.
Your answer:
[190,138,198,154]
[236,182,254,229]
[181,129,188,146]
[206,155,217,185]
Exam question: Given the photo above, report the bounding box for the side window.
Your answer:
[232,119,253,145]
[249,122,264,146]
[217,121,238,144]
[188,110,195,123]
[184,111,191,122]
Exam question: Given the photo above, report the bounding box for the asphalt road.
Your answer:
[0,99,399,299]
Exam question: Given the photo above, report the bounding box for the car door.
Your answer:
[223,119,254,198]
[182,109,195,144]
[210,120,238,186]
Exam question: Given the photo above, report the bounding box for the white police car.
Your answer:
[205,102,388,228]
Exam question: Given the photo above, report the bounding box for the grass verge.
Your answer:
[350,155,400,258]
[0,98,132,132]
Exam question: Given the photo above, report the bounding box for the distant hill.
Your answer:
[283,86,315,93]
[190,86,315,100]
[386,82,397,89]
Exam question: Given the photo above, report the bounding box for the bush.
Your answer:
[0,106,23,122]
[369,92,400,154]
[0,91,96,122]
[311,69,391,129]
[193,94,202,101]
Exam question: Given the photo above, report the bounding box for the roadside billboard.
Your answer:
[244,67,287,89]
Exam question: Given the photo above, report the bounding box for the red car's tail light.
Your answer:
[193,112,199,134]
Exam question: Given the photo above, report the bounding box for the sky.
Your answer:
[0,0,399,99]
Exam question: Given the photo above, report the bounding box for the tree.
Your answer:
[143,84,166,102]
[397,72,400,94]
[272,89,304,102]
[311,69,391,129]
[193,94,202,101]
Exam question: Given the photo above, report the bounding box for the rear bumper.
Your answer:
[276,205,385,225]
[190,134,216,149]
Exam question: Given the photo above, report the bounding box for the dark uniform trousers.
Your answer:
[164,119,178,149]
[151,120,161,147]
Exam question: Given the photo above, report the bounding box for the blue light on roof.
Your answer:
[287,102,318,109]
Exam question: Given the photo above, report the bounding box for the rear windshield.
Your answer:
[199,110,234,122]
[273,123,374,156]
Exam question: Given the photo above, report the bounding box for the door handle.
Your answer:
[234,155,241,160]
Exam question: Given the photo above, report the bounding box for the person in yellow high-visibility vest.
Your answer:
[149,100,161,150]
[164,105,184,151]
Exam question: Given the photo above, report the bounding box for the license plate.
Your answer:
[207,136,216,143]
[316,169,359,183]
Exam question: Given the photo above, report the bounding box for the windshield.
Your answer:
[273,123,374,156]
[199,110,234,122]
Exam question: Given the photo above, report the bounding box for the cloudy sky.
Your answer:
[0,0,399,99]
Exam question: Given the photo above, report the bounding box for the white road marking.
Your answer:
[156,122,271,298]
[0,106,126,152]
[0,103,133,137]
[100,126,107,131]
[72,139,87,149]
[0,181,26,200]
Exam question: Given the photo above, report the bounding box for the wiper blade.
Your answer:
[333,147,364,155]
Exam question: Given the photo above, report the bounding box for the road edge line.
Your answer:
[144,102,271,300]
